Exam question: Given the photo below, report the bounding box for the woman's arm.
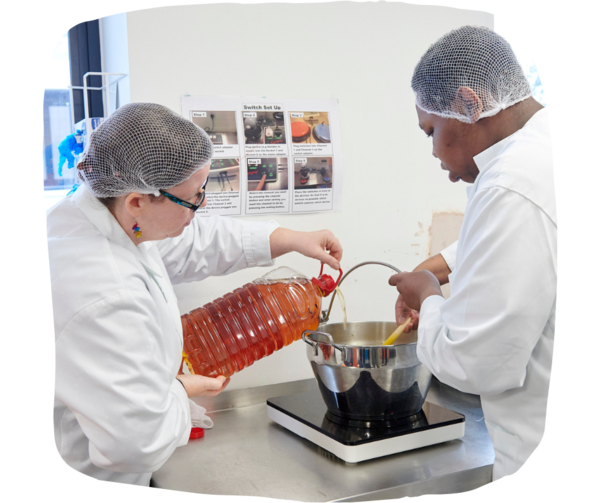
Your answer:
[269,228,343,270]
[157,216,276,284]
[55,292,193,474]
[158,217,343,284]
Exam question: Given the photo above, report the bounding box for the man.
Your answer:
[389,26,556,480]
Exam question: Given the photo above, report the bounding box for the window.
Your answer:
[43,21,104,206]
[43,34,76,193]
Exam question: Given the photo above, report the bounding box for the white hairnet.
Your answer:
[411,26,532,123]
[77,103,213,197]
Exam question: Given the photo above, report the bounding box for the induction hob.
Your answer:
[267,387,465,463]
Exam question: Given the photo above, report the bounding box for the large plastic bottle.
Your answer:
[181,266,340,378]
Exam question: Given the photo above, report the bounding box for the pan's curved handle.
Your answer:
[320,261,402,323]
[302,330,344,356]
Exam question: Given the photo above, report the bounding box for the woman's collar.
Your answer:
[72,184,163,277]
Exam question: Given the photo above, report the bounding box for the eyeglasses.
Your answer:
[159,178,208,212]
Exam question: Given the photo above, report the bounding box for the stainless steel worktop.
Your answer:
[152,378,494,501]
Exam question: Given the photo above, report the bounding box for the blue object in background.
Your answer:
[67,184,80,196]
[57,130,84,177]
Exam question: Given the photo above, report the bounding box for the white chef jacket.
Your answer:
[48,184,278,486]
[418,108,556,480]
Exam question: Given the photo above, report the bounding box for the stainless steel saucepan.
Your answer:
[302,262,432,427]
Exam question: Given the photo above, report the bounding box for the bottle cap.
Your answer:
[189,427,205,439]
[311,264,343,297]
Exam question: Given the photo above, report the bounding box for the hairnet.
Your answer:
[77,103,213,197]
[411,26,532,123]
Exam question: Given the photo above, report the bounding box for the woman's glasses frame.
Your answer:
[159,179,208,212]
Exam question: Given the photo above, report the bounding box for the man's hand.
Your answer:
[389,271,443,312]
[390,253,452,329]
[395,293,420,329]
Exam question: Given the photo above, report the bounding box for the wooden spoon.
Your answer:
[382,317,412,346]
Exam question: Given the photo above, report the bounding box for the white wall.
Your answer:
[122,2,492,390]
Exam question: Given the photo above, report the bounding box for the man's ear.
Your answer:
[76,159,92,173]
[455,87,483,123]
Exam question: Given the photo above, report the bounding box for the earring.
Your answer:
[132,221,142,238]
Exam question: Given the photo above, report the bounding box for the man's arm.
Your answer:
[413,253,452,285]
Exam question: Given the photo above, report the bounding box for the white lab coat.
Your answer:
[417,108,556,480]
[48,184,277,485]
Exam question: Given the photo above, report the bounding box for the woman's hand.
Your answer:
[269,228,343,270]
[177,374,231,398]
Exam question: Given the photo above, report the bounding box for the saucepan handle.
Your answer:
[302,330,344,356]
[320,261,402,323]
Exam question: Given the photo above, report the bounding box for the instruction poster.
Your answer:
[181,96,343,216]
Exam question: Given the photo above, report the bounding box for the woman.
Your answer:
[48,103,342,486]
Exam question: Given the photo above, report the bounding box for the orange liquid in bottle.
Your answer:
[182,273,323,378]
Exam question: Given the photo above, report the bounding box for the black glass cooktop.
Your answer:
[267,387,465,446]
